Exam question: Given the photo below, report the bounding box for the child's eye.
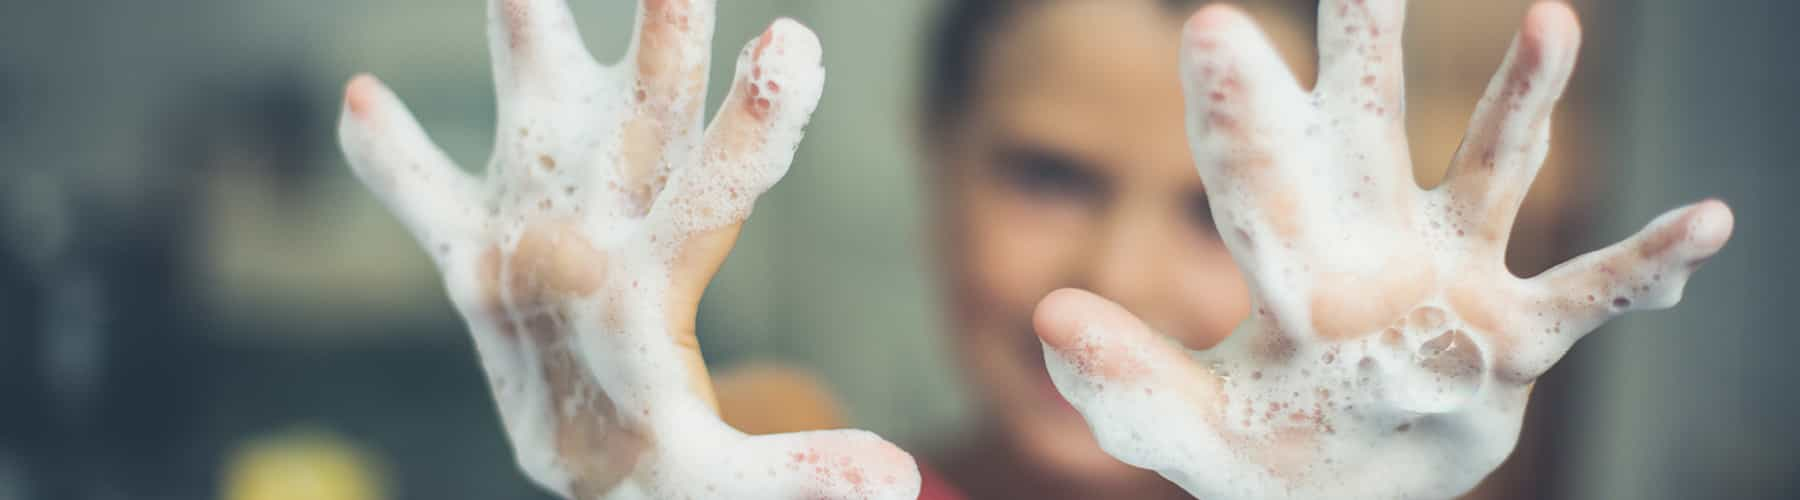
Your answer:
[992,146,1105,204]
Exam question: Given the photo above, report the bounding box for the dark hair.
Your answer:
[919,0,1208,142]
[919,0,1014,141]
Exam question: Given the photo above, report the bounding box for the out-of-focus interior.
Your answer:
[0,1,1795,498]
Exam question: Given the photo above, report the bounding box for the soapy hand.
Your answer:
[1034,1,1733,498]
[338,1,917,498]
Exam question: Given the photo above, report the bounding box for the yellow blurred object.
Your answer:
[715,362,849,435]
[221,427,388,500]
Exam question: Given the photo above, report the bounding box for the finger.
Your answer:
[1510,200,1733,378]
[693,430,920,499]
[1180,5,1311,241]
[1033,289,1223,476]
[1537,199,1733,329]
[338,74,483,261]
[1181,5,1307,149]
[630,0,716,129]
[616,0,720,216]
[1035,288,1193,384]
[488,0,593,91]
[1316,0,1407,123]
[1441,2,1581,245]
[653,19,824,298]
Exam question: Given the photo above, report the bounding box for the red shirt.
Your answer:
[917,461,969,500]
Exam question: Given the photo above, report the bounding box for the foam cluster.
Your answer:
[338,1,917,499]
[1038,1,1735,499]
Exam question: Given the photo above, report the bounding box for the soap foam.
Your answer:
[1043,2,1729,499]
[340,2,914,499]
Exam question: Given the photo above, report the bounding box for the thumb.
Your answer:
[1034,288,1201,385]
[671,429,921,499]
[1033,288,1225,476]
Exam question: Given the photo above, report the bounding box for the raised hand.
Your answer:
[1033,1,1733,498]
[337,1,917,498]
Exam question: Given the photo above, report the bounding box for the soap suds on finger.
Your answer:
[1041,2,1732,499]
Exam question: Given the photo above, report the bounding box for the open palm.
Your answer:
[338,1,917,498]
[1034,1,1734,498]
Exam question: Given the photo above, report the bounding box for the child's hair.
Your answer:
[919,0,1209,141]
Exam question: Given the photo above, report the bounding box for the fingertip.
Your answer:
[1034,288,1164,381]
[1185,3,1253,40]
[737,18,824,121]
[765,18,822,64]
[1182,4,1255,61]
[797,430,921,498]
[1521,2,1582,54]
[344,73,384,119]
[1033,288,1104,349]
[1689,198,1735,253]
[1177,4,1299,105]
[1636,199,1735,264]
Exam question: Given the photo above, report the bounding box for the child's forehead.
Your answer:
[978,1,1318,99]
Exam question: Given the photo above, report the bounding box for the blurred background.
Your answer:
[0,0,1794,499]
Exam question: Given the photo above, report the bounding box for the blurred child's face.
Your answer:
[934,0,1280,485]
